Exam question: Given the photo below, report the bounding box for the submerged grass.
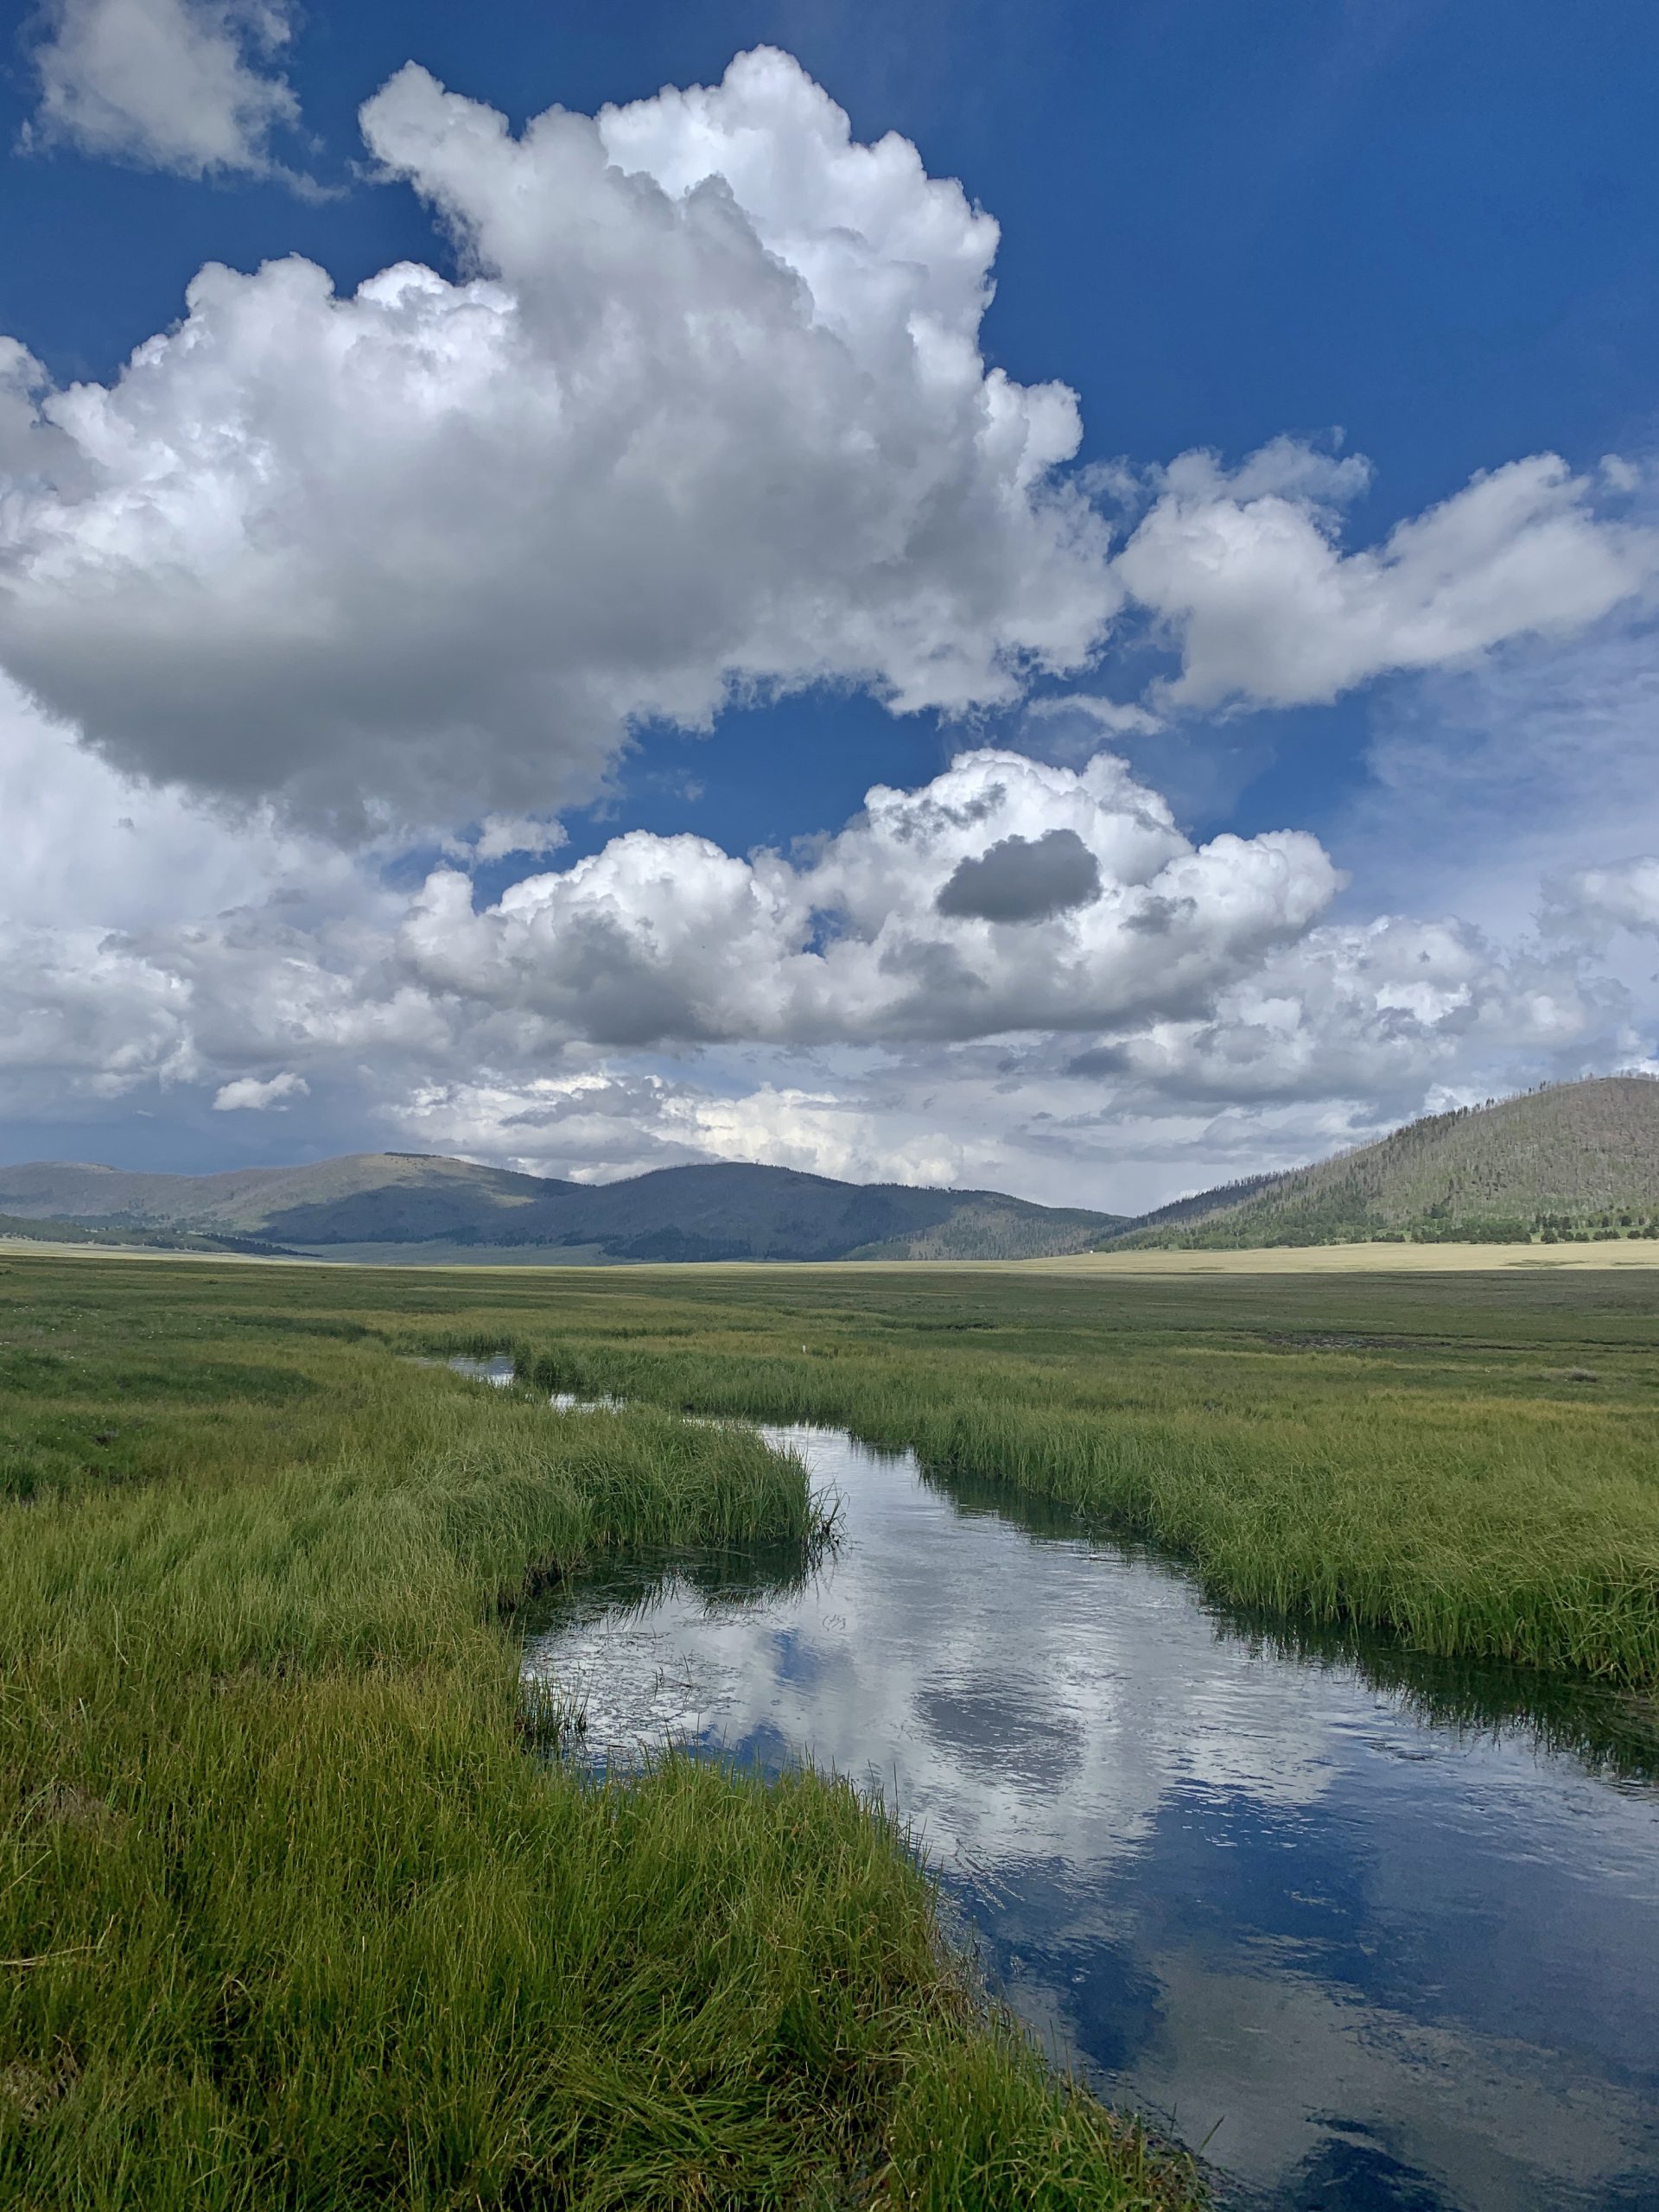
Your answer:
[0,1262,1192,2209]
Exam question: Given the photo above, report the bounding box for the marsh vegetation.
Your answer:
[465,1261,1659,1688]
[3,1249,1656,2206]
[0,1257,1190,2209]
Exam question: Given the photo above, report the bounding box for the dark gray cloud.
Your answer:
[1124,893,1197,937]
[935,828,1103,924]
[1064,1043,1133,1078]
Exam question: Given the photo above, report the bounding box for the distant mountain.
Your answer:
[0,1153,1124,1264]
[1104,1075,1659,1249]
[13,1078,1656,1265]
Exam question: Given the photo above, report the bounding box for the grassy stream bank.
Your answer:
[0,1256,1191,2209]
[471,1265,1659,1688]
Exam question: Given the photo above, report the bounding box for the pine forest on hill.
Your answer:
[1113,1074,1659,1250]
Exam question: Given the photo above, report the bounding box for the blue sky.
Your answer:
[1,0,1656,1205]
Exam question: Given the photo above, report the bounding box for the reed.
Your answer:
[0,1260,1194,2209]
[471,1268,1659,1688]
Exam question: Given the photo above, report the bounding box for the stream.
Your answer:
[492,1376,1659,2210]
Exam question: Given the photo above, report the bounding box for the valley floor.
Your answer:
[3,1249,1656,2204]
[1052,1237,1659,1274]
[12,1232,1659,1275]
[0,1255,1195,2210]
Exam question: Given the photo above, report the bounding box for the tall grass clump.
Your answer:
[0,1262,1197,2209]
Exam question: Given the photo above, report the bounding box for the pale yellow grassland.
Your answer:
[6,1234,1659,1277]
[1042,1240,1659,1274]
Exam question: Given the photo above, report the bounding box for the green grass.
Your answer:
[7,1245,1656,2206]
[416,1260,1659,1689]
[0,1258,1192,2210]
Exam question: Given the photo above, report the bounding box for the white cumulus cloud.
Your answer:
[0,48,1113,836]
[1550,857,1659,939]
[212,1070,308,1110]
[394,748,1340,1046]
[1114,443,1656,711]
[1064,913,1621,1108]
[3,42,1657,1198]
[1,675,1637,1203]
[22,0,302,181]
[0,709,1349,1172]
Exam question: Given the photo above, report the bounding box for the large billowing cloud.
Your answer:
[0,684,1334,1119]
[22,0,303,181]
[2,666,1638,1208]
[394,749,1339,1046]
[0,49,1111,835]
[3,43,1656,1199]
[0,741,1338,1106]
[7,47,1648,849]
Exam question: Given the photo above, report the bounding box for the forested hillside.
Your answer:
[1109,1075,1659,1249]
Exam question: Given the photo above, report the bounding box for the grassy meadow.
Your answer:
[0,1254,1192,2211]
[4,1246,1658,2206]
[458,1255,1659,1687]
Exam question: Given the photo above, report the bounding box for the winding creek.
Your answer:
[474,1367,1659,2210]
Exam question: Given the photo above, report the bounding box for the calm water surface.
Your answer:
[512,1405,1659,2211]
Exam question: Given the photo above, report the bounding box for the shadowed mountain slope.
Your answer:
[1106,1075,1659,1249]
[0,1154,1122,1263]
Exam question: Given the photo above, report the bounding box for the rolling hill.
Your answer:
[1105,1074,1659,1249]
[13,1073,1652,1264]
[0,1154,1124,1265]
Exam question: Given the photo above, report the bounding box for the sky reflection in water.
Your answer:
[520,1421,1659,2212]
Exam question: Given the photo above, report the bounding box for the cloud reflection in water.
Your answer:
[522,1423,1659,2211]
